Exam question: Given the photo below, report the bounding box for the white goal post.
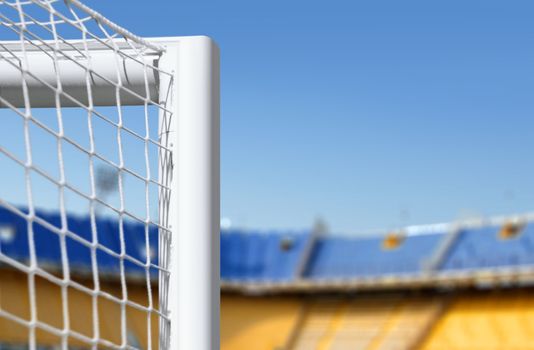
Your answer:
[0,2,219,350]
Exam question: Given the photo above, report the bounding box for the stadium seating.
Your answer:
[441,223,534,270]
[289,295,443,350]
[291,300,342,349]
[221,295,301,350]
[421,290,534,350]
[0,268,158,349]
[304,233,443,279]
[3,206,534,283]
[5,206,534,349]
[220,229,312,281]
[0,207,160,278]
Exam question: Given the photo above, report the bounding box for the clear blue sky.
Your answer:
[12,1,534,234]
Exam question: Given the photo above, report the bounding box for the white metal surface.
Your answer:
[0,41,159,107]
[158,36,220,350]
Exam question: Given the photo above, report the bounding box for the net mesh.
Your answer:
[0,1,173,349]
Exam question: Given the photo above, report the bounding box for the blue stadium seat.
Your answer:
[220,229,311,282]
[4,205,534,283]
[304,232,443,279]
[441,223,534,271]
[0,206,158,278]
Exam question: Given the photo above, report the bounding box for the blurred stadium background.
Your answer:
[2,1,534,349]
[2,206,534,349]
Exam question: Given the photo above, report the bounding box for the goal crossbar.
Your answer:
[0,39,166,107]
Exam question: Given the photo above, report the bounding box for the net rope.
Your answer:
[0,0,173,349]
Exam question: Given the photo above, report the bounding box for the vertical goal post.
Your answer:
[0,27,219,350]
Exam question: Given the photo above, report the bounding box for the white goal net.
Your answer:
[0,1,219,349]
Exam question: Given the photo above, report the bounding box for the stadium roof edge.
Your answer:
[221,266,534,294]
[326,211,534,239]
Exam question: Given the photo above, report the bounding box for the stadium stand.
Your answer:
[3,206,534,349]
[441,222,534,270]
[289,295,444,350]
[221,295,301,350]
[4,207,534,284]
[304,232,444,279]
[220,230,312,281]
[0,268,158,349]
[421,289,534,350]
[290,299,343,349]
[0,207,158,279]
